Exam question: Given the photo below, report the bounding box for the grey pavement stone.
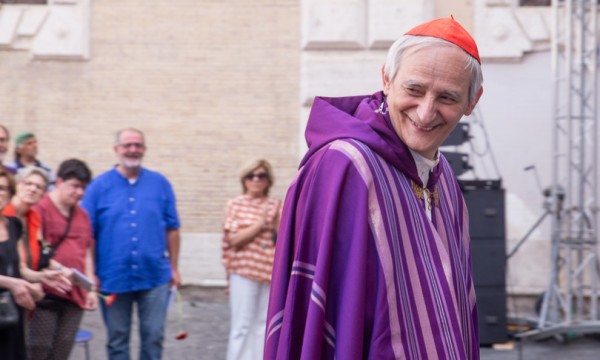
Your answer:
[480,337,600,359]
[68,286,600,360]
[70,286,229,360]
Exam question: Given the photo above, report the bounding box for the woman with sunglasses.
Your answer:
[222,159,281,360]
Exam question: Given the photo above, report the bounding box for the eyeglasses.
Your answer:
[245,172,268,181]
[119,143,145,149]
[23,181,45,191]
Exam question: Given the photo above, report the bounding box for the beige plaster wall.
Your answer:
[0,0,301,236]
[435,0,473,30]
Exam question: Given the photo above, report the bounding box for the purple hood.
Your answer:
[300,91,442,188]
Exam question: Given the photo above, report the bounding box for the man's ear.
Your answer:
[464,86,484,116]
[381,65,390,96]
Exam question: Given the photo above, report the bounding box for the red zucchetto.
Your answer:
[405,15,480,64]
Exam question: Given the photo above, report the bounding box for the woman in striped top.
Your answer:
[222,159,281,360]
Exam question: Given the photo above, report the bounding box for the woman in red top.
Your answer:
[29,159,97,360]
[1,166,71,289]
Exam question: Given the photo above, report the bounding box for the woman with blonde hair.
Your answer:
[222,159,281,360]
[0,167,44,360]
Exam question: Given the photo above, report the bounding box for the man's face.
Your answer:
[19,137,38,158]
[382,45,482,159]
[56,178,86,208]
[0,128,9,162]
[114,130,145,170]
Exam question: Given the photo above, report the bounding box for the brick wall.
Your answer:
[0,0,300,284]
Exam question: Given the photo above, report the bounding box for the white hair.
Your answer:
[383,35,483,105]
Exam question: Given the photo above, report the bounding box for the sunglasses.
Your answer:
[245,172,268,181]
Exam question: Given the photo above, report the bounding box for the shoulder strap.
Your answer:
[52,207,74,253]
[4,217,20,276]
[20,216,33,269]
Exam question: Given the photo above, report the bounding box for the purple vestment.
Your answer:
[265,92,479,359]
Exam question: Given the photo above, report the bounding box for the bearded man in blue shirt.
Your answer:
[82,127,181,360]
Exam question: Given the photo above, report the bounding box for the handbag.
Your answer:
[37,293,71,312]
[0,291,18,329]
[0,263,19,329]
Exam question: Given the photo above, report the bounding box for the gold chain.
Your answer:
[411,180,439,209]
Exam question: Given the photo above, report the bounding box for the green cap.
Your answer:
[15,132,34,145]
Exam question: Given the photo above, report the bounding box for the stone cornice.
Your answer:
[0,0,90,60]
[475,5,552,61]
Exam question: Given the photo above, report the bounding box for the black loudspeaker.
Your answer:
[441,152,472,177]
[460,180,508,345]
[443,123,471,146]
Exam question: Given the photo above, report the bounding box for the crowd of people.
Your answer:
[0,126,281,360]
[0,127,182,360]
[0,128,283,360]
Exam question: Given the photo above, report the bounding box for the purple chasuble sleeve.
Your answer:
[266,143,379,359]
[265,139,479,360]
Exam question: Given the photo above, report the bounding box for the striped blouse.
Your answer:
[222,194,281,283]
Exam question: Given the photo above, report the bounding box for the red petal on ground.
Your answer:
[175,332,188,340]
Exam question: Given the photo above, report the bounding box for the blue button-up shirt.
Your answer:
[82,167,180,293]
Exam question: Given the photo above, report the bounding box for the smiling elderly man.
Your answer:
[82,128,181,360]
[265,17,484,359]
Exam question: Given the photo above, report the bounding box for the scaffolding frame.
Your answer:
[520,0,600,340]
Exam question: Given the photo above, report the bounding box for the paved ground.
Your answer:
[70,286,229,360]
[69,286,600,360]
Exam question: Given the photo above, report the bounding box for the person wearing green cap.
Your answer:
[7,132,55,189]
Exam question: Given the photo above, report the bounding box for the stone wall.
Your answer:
[0,0,300,285]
